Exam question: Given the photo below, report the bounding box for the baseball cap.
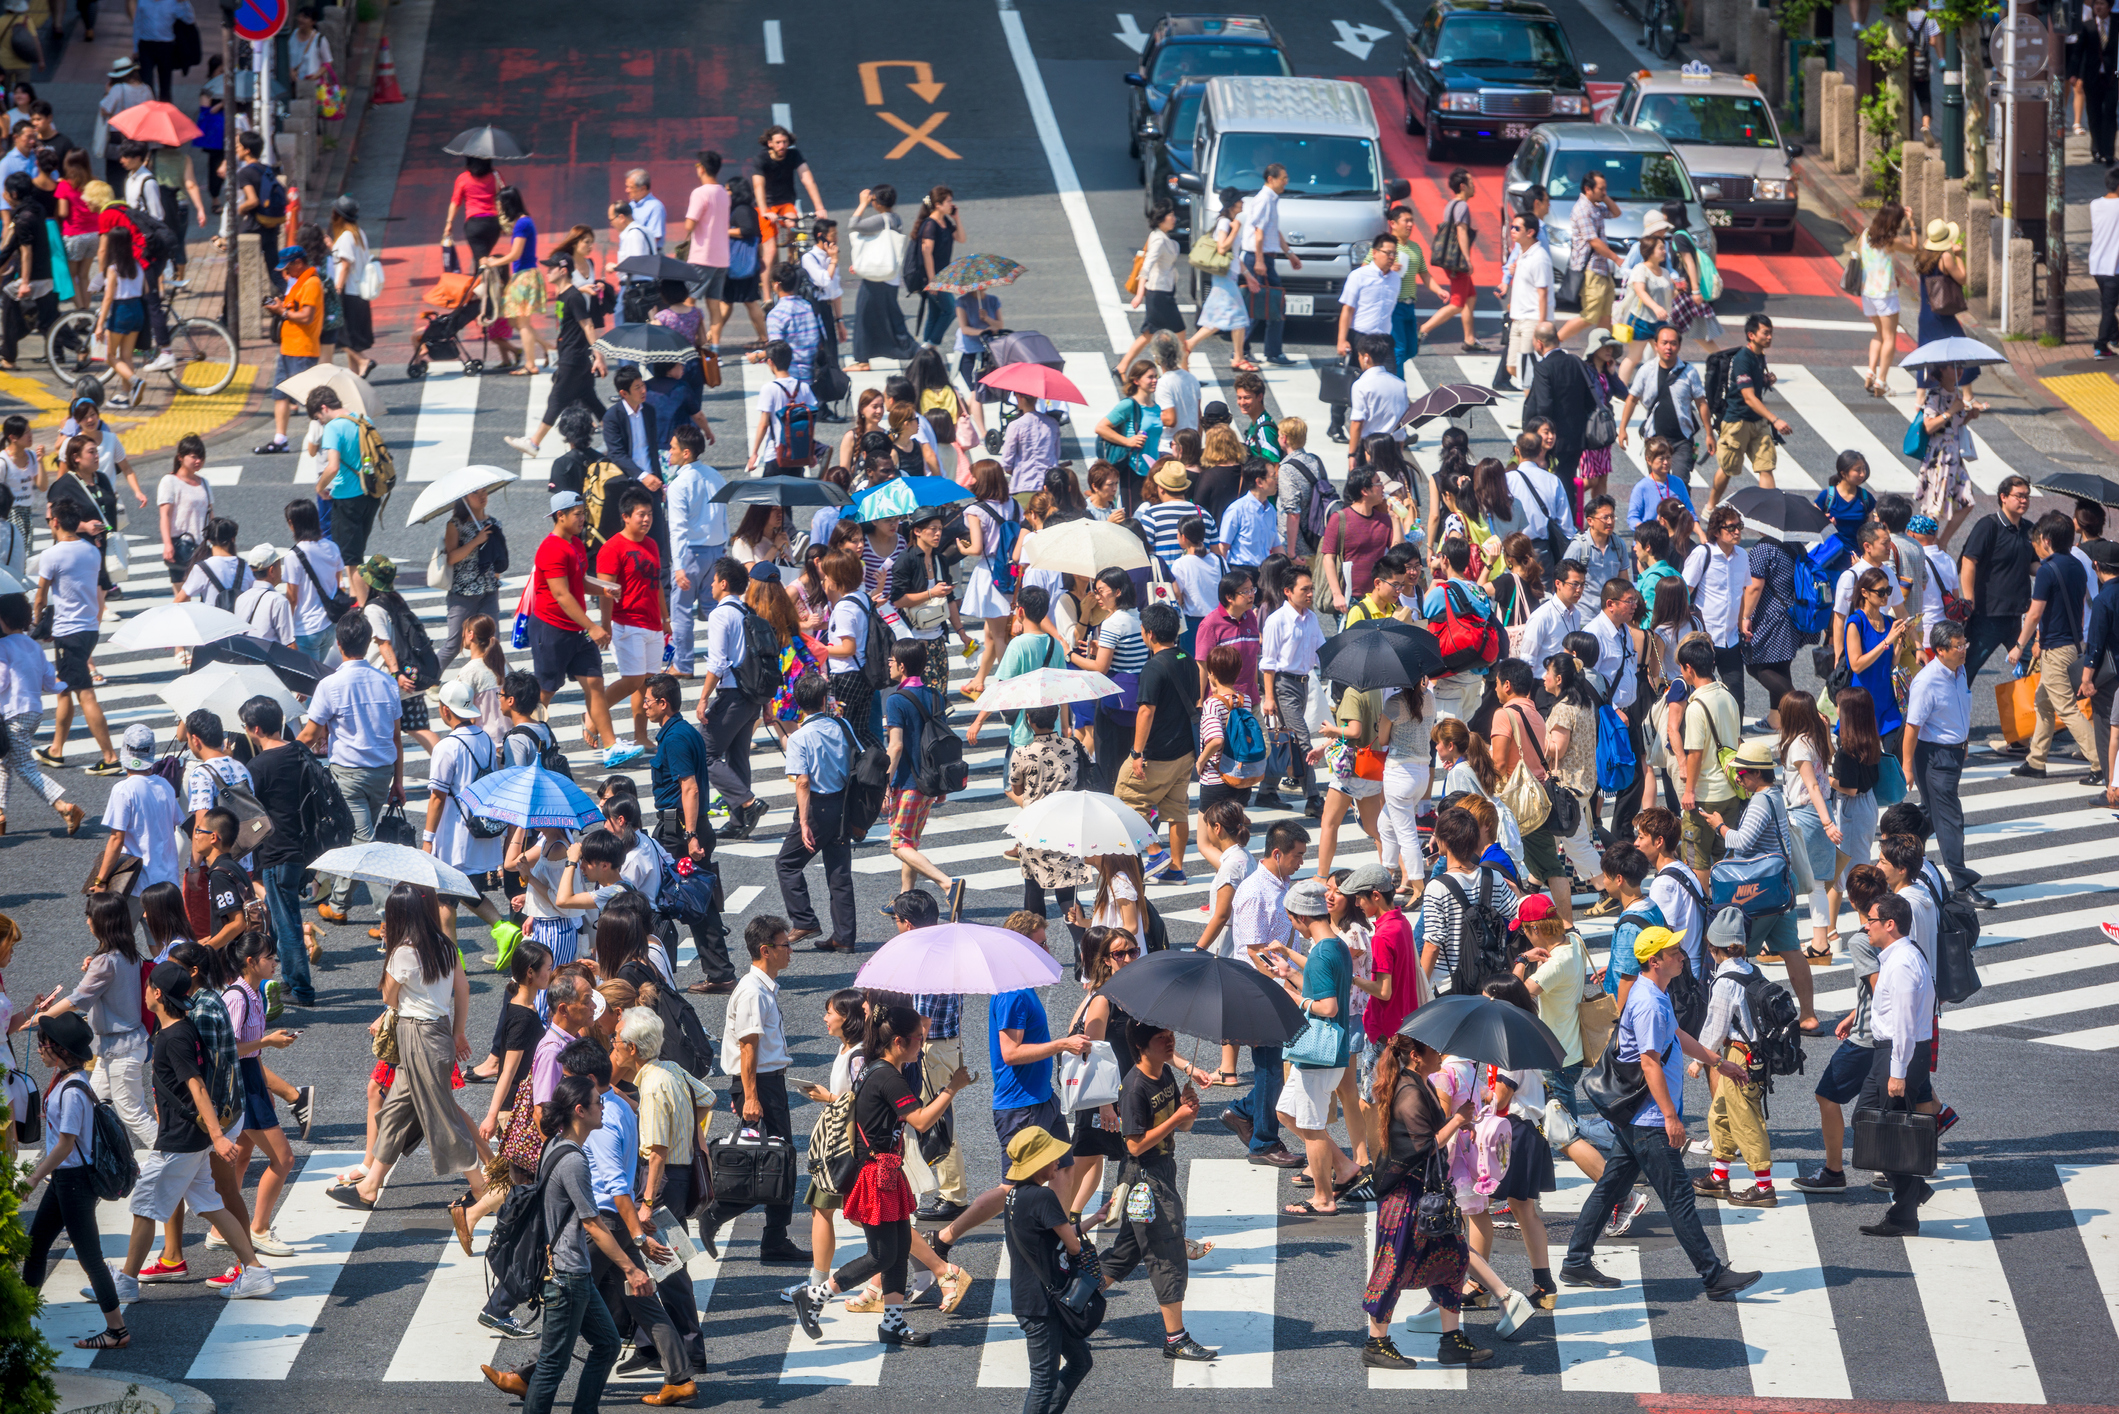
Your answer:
[1341,863,1394,897]
[1707,905,1750,952]
[275,245,308,270]
[748,561,782,583]
[242,541,281,571]
[1632,925,1680,965]
[1516,892,1558,924]
[438,679,480,719]
[2086,537,2119,571]
[148,960,193,1002]
[1286,878,1332,918]
[119,722,158,772]
[879,889,939,927]
[550,490,584,518]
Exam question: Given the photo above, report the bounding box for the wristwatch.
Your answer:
[1129,751,1144,760]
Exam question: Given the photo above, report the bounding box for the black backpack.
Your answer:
[487,1138,581,1311]
[1702,347,1739,431]
[378,591,443,691]
[832,717,890,843]
[894,686,968,798]
[195,558,242,612]
[127,204,180,266]
[1734,969,1806,1079]
[293,742,354,855]
[618,958,716,1078]
[840,593,893,691]
[64,1075,139,1201]
[733,604,785,704]
[1441,869,1517,996]
[1918,873,1984,1004]
[505,722,575,781]
[1140,893,1170,953]
[1666,959,1709,1037]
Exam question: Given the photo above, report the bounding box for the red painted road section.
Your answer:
[1643,1399,2119,1414]
[1352,75,1852,306]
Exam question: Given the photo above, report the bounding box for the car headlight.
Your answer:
[1551,95,1588,115]
[1754,177,1790,201]
[1439,93,1481,112]
[1348,240,1372,267]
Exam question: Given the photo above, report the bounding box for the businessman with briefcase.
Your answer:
[1851,894,1942,1238]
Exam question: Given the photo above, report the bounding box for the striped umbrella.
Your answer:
[926,252,1028,294]
[461,765,604,830]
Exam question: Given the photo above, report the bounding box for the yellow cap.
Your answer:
[1004,1125,1073,1183]
[1632,925,1680,965]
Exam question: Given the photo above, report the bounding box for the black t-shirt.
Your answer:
[854,1058,918,1156]
[46,469,114,531]
[1119,1062,1182,1180]
[1832,749,1880,794]
[237,160,282,232]
[1961,512,2034,619]
[246,744,308,871]
[1194,463,1242,525]
[918,216,955,275]
[1005,1181,1072,1321]
[1728,347,1768,422]
[729,202,760,246]
[1136,648,1199,760]
[151,1016,210,1153]
[498,1002,544,1059]
[751,149,805,206]
[206,856,250,930]
[553,286,591,364]
[2033,554,2087,648]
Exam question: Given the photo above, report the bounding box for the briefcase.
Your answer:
[1851,1103,1938,1177]
[706,1128,798,1209]
[1316,359,1354,405]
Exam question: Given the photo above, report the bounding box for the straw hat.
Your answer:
[1922,218,1961,252]
[1728,737,1779,775]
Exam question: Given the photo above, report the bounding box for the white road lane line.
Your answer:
[405,371,483,484]
[2055,1163,2119,1344]
[1714,1162,1852,1399]
[1772,365,1917,495]
[763,19,783,63]
[1174,1158,1278,1387]
[383,1217,498,1381]
[1362,1206,1467,1390]
[1553,1242,1658,1392]
[1874,365,2019,495]
[29,1192,136,1367]
[1901,1163,2046,1404]
[778,1211,886,1385]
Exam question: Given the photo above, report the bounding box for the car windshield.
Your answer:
[1167,92,1203,143]
[1433,17,1572,69]
[1212,136,1380,199]
[1545,150,1694,203]
[1633,92,1779,147]
[1149,43,1289,86]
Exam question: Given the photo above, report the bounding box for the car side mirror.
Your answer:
[1785,141,1804,157]
[1698,183,1723,202]
[1124,72,1147,88]
[1175,173,1206,193]
[1582,62,1600,75]
[1140,122,1162,141]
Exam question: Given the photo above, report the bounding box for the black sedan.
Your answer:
[1124,13,1289,157]
[1400,0,1598,162]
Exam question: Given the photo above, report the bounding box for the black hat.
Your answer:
[37,1011,93,1060]
[2086,537,2119,570]
[907,504,948,528]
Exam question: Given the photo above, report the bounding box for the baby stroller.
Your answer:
[976,328,1071,450]
[407,271,504,380]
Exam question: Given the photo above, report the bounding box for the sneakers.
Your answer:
[1361,1336,1417,1370]
[1162,1334,1217,1361]
[1496,1288,1535,1340]
[143,350,177,373]
[505,435,542,457]
[479,1310,535,1337]
[137,1257,188,1282]
[1558,1262,1621,1290]
[1401,1299,1443,1333]
[1704,1267,1762,1302]
[1935,1105,1959,1138]
[1436,1330,1494,1365]
[249,1230,296,1257]
[89,1273,141,1303]
[228,1266,277,1299]
[254,438,290,454]
[85,758,124,776]
[1604,1191,1649,1236]
[291,1085,316,1142]
[207,1267,240,1290]
[1724,1185,1779,1208]
[602,744,646,768]
[205,1228,229,1249]
[1152,867,1187,884]
[31,746,62,768]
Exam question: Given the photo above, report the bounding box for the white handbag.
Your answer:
[849,225,908,283]
[1056,1038,1123,1112]
[426,535,449,589]
[358,253,386,302]
[103,531,130,584]
[901,1130,939,1196]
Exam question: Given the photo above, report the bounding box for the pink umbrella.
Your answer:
[855,923,1062,994]
[108,101,202,147]
[979,361,1088,405]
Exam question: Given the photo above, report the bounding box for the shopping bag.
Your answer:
[1995,671,2039,745]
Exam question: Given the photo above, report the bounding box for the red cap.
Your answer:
[1516,893,1557,923]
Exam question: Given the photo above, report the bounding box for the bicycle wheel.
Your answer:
[1648,0,1678,59]
[165,317,237,396]
[43,309,100,384]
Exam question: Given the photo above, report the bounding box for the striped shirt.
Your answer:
[1135,500,1216,567]
[1098,609,1149,675]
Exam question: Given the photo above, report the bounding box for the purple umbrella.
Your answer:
[855,923,1062,995]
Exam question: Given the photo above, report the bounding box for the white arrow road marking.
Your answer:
[1332,20,1392,59]
[1115,12,1148,53]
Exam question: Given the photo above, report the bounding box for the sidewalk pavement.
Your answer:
[48,1369,214,1414]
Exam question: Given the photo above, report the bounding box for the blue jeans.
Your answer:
[294,627,332,661]
[1565,1119,1727,1284]
[1391,301,1422,371]
[920,291,957,346]
[1241,252,1285,362]
[1020,1315,1095,1414]
[522,1272,620,1414]
[261,860,316,1004]
[1227,1043,1284,1153]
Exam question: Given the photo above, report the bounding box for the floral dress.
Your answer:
[1916,385,1975,517]
[1012,734,1097,891]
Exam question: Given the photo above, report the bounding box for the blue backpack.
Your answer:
[1221,702,1268,784]
[982,504,1023,594]
[1790,539,1839,640]
[1594,699,1637,793]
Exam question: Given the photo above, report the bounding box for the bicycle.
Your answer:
[45,309,239,399]
[1642,0,1679,60]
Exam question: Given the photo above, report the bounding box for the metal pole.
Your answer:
[255,38,274,190]
[2049,22,2067,343]
[1943,22,1964,178]
[221,20,237,346]
[2003,0,2019,334]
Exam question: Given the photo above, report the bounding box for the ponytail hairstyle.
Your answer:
[1436,425,1472,484]
[231,928,277,978]
[1544,650,1595,709]
[188,515,241,579]
[1200,796,1250,846]
[508,938,555,990]
[170,938,238,990]
[139,880,187,953]
[863,1003,926,1067]
[541,1073,599,1141]
[87,892,139,962]
[916,184,952,232]
[464,613,506,679]
[1464,730,1500,793]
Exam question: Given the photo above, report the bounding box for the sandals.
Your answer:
[1230,359,1260,372]
[1803,943,1835,962]
[1184,1238,1216,1260]
[1282,1199,1338,1217]
[1216,1070,1240,1087]
[74,1329,129,1350]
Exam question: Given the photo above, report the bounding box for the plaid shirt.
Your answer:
[183,987,243,1123]
[1569,193,1613,278]
[914,990,962,1041]
[765,297,821,384]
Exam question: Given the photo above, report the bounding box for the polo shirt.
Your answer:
[304,658,403,768]
[1347,366,1409,440]
[1962,511,2034,618]
[784,713,850,793]
[531,1022,578,1105]
[650,715,708,812]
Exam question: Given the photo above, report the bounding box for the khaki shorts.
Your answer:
[1115,753,1193,822]
[1580,271,1615,328]
[1715,418,1779,477]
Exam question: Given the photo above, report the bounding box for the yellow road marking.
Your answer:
[2044,372,2119,442]
[880,111,959,160]
[858,61,945,105]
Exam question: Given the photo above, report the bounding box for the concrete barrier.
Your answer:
[2006,235,2036,335]
[1819,70,1841,163]
[1804,54,1827,143]
[1835,82,1861,176]
[1965,194,1990,299]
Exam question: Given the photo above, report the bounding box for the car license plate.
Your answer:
[1707,208,1732,227]
[1284,295,1314,317]
[1503,123,1533,139]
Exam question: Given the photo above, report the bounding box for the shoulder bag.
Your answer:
[849,222,908,283]
[1284,1003,1343,1068]
[1493,706,1553,833]
[1511,702,1580,838]
[1580,1017,1653,1121]
[1923,268,1968,320]
[1005,1185,1106,1338]
[1574,940,1619,1064]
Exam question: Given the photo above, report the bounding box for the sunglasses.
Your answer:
[1109,946,1141,960]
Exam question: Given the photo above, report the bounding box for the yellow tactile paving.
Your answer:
[2044,372,2119,442]
[0,363,263,458]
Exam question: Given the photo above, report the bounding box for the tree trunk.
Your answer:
[1962,21,1989,188]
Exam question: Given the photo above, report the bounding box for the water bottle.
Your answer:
[663,636,675,667]
[2012,658,2030,680]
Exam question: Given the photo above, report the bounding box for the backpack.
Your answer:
[64,1075,139,1201]
[1511,467,1571,569]
[770,381,817,468]
[902,227,930,294]
[293,741,354,856]
[1287,451,1340,556]
[840,593,894,691]
[1140,893,1170,953]
[1790,541,1836,640]
[1463,1112,1513,1197]
[1433,580,1504,675]
[252,165,288,227]
[450,729,511,839]
[487,1138,582,1310]
[733,603,785,705]
[378,591,443,691]
[805,1086,863,1198]
[1917,873,1984,1004]
[1594,698,1637,793]
[351,416,398,510]
[1734,969,1805,1078]
[577,459,633,552]
[1440,869,1516,996]
[833,717,891,843]
[1665,960,1709,1036]
[1702,347,1739,430]
[1218,697,1268,786]
[121,204,179,266]
[1674,230,1721,302]
[505,722,575,781]
[195,558,242,612]
[979,502,1023,594]
[894,686,968,798]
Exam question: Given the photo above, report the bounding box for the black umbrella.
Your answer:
[592,322,695,366]
[1318,618,1445,691]
[1398,381,1499,431]
[711,477,853,508]
[190,637,330,698]
[1397,994,1565,1070]
[1726,486,1829,540]
[1096,950,1306,1047]
[443,125,530,160]
[614,253,713,285]
[2032,470,2119,508]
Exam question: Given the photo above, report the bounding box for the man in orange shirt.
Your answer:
[258,245,321,454]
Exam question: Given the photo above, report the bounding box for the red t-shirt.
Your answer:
[595,534,664,631]
[1323,505,1394,598]
[451,170,499,219]
[532,533,587,630]
[1364,908,1419,1042]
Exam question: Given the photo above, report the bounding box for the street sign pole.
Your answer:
[2002,0,2018,335]
[2049,12,2066,344]
[1943,24,1963,180]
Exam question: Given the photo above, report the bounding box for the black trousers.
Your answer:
[777,788,856,948]
[1020,1316,1095,1414]
[0,287,56,363]
[707,1070,794,1246]
[330,492,379,565]
[1022,878,1079,918]
[1857,1038,1937,1227]
[702,688,759,806]
[1713,642,1747,718]
[137,38,177,100]
[1746,657,1794,720]
[23,1168,119,1314]
[589,1226,692,1381]
[832,1213,912,1295]
[2091,77,2118,162]
[1965,613,2018,687]
[2099,275,2119,353]
[1913,739,1976,888]
[652,807,734,984]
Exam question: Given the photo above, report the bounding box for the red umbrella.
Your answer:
[108,101,202,147]
[980,360,1088,405]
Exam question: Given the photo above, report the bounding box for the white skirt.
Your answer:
[959,561,1011,620]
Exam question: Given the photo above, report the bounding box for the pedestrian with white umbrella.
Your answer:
[1905,340,1999,546]
[108,600,251,653]
[403,465,514,672]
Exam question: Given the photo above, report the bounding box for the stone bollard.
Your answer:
[2007,236,2037,335]
[237,234,266,341]
[1945,175,1970,242]
[1804,55,1827,143]
[1906,156,1927,240]
[1966,194,1991,300]
[1751,10,1784,105]
[1819,71,1841,163]
[1835,83,1860,176]
[1924,154,1946,235]
[1711,0,1741,61]
[1858,109,1879,194]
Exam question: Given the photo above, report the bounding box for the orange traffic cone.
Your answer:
[372,35,405,104]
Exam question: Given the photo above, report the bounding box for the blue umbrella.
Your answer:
[851,475,975,524]
[461,765,604,830]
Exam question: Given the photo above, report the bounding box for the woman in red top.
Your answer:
[442,157,500,266]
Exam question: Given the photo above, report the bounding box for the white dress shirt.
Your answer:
[1348,366,1410,441]
[1683,543,1751,646]
[1517,595,1584,676]
[723,965,790,1074]
[1258,602,1325,674]
[1870,936,1936,1078]
[701,595,748,687]
[1588,610,1639,710]
[1239,185,1282,256]
[1338,263,1398,335]
[305,659,403,768]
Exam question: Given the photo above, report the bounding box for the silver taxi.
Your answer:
[1609,65,1802,249]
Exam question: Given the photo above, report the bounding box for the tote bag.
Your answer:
[1057,1038,1123,1111]
[850,225,908,282]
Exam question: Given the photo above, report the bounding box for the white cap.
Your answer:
[437,679,479,720]
[243,541,282,570]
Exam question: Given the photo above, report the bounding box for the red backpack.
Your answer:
[1434,580,1503,674]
